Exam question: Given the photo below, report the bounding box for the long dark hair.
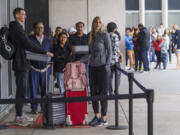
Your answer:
[57,32,69,46]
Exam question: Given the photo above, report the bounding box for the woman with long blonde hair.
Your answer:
[88,16,112,126]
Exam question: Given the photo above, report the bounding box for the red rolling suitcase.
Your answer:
[66,90,88,125]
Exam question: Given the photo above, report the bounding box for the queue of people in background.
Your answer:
[125,23,180,72]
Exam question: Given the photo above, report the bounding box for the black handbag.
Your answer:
[0,26,15,60]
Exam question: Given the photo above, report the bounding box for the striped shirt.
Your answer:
[109,32,120,64]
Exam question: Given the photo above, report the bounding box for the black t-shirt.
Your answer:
[69,33,88,61]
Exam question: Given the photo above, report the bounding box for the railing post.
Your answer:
[146,89,154,135]
[106,71,127,130]
[128,72,134,135]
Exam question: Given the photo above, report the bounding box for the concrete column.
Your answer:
[119,0,126,67]
[162,0,168,28]
[49,0,53,30]
[139,0,145,25]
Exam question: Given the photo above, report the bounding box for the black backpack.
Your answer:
[0,26,15,60]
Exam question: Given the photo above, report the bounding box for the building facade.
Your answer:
[126,0,180,29]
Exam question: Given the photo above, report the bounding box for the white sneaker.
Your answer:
[22,114,33,122]
[14,116,30,127]
[128,68,134,72]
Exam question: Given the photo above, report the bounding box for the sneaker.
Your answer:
[31,109,38,114]
[93,118,108,127]
[21,114,33,122]
[14,116,30,127]
[128,68,134,72]
[138,70,144,73]
[89,116,99,126]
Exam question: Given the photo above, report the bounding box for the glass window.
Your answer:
[126,12,139,27]
[145,12,162,28]
[126,0,139,10]
[168,12,180,29]
[168,0,180,10]
[145,0,161,10]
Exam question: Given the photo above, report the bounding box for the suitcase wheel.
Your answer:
[66,115,72,126]
[83,114,88,125]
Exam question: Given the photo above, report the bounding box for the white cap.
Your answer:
[68,27,76,34]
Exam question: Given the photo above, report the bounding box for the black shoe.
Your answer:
[93,118,108,127]
[55,83,59,88]
[31,109,38,114]
[109,92,114,96]
[89,116,99,126]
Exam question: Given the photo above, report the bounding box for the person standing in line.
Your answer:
[53,26,63,45]
[125,28,135,71]
[163,28,170,64]
[150,27,158,63]
[174,26,180,70]
[157,24,165,36]
[54,32,74,94]
[159,37,169,70]
[8,8,53,126]
[29,21,53,114]
[69,21,90,94]
[153,35,162,69]
[87,16,112,126]
[107,22,123,96]
[138,24,150,72]
[133,28,142,72]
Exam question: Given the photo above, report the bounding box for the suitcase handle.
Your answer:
[46,62,54,94]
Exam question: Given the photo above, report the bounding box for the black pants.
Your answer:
[89,65,110,116]
[155,50,161,69]
[125,50,129,66]
[168,44,172,63]
[109,62,121,95]
[15,71,29,116]
[134,49,142,71]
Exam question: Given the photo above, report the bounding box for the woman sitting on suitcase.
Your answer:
[54,32,74,94]
[88,16,112,126]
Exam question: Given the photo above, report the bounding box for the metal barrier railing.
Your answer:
[0,68,154,135]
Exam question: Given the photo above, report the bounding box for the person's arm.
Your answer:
[14,24,46,54]
[159,43,163,48]
[118,52,123,63]
[104,33,112,65]
[66,45,75,62]
[53,45,64,62]
[125,36,133,45]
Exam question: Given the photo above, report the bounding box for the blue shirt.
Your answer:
[125,35,134,50]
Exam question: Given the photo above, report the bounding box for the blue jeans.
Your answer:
[141,47,150,71]
[149,45,156,62]
[54,72,65,94]
[161,53,168,69]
